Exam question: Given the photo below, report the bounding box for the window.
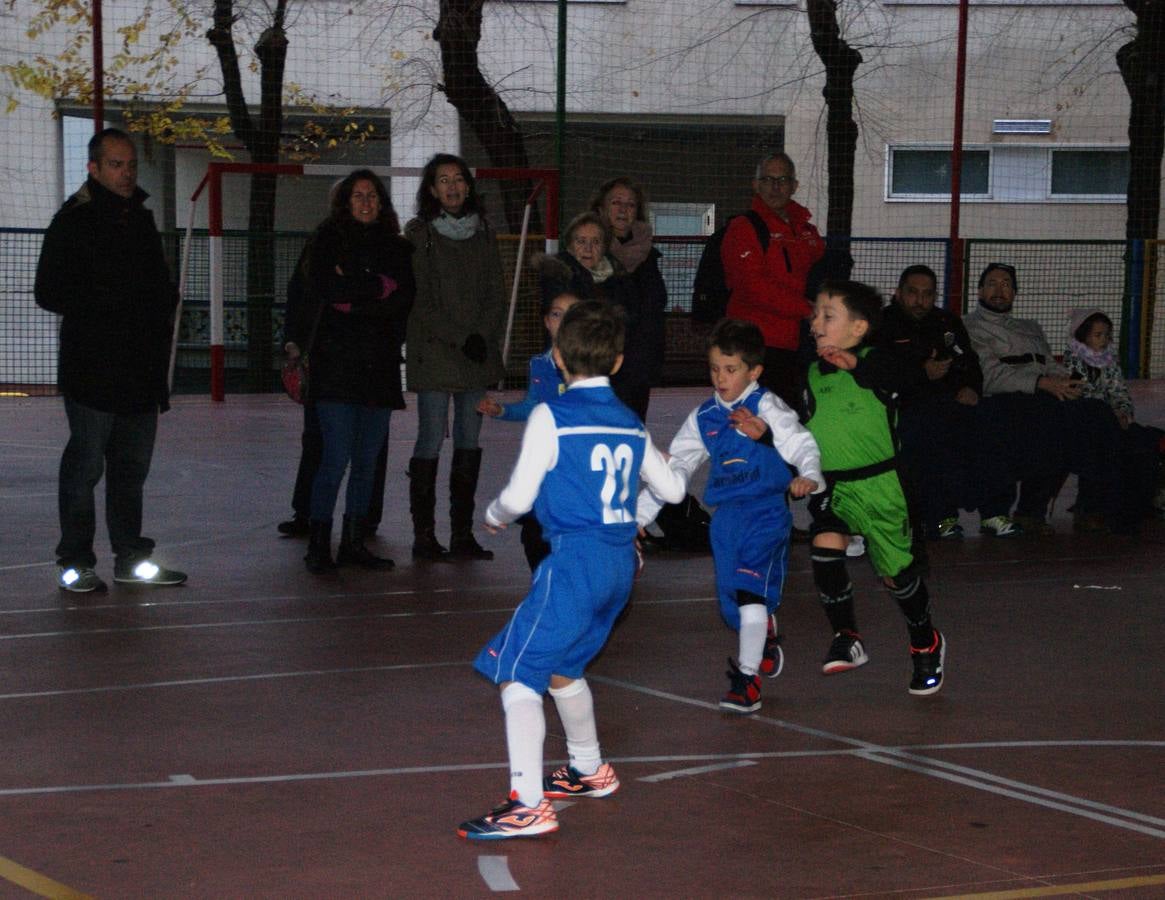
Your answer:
[1051,149,1128,198]
[889,148,990,199]
[886,144,1128,203]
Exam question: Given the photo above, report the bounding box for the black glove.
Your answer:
[462,333,488,364]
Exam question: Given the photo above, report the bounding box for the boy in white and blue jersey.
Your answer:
[478,292,578,569]
[638,319,822,714]
[458,300,686,841]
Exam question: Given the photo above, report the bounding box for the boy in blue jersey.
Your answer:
[805,280,945,695]
[478,292,578,570]
[458,300,686,841]
[638,319,823,714]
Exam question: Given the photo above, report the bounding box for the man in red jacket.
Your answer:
[722,153,824,408]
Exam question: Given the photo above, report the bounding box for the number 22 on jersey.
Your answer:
[591,443,635,524]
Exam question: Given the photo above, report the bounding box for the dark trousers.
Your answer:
[56,396,157,569]
[898,398,1015,527]
[760,346,804,411]
[292,402,389,527]
[985,393,1122,522]
[611,375,651,422]
[310,402,392,523]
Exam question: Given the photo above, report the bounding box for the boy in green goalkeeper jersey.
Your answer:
[803,280,946,696]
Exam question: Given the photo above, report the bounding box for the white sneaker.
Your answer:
[845,535,866,558]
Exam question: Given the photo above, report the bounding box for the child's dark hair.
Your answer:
[708,318,764,368]
[555,299,625,377]
[819,279,884,336]
[1074,311,1113,343]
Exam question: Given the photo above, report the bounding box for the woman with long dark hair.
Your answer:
[294,169,415,573]
[405,153,506,561]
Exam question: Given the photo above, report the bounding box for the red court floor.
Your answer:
[1,384,1163,899]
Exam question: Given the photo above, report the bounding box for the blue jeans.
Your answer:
[412,390,484,459]
[56,397,158,569]
[310,402,393,522]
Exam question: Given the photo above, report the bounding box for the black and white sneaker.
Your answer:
[909,630,946,696]
[822,630,868,675]
[114,560,187,586]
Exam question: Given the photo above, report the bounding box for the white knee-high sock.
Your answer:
[501,682,545,808]
[738,603,769,676]
[548,678,601,776]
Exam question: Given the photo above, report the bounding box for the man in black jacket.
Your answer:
[35,128,186,592]
[881,265,1020,540]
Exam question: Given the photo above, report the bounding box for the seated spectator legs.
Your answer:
[1063,398,1124,532]
[970,396,1029,524]
[987,393,1065,529]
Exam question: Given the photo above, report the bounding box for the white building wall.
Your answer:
[0,0,1153,239]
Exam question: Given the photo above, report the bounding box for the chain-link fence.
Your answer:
[4,229,1161,395]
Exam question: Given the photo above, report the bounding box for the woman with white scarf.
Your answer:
[404,154,506,561]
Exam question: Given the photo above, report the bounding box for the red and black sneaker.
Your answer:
[720,658,761,714]
[759,613,784,679]
[909,629,946,696]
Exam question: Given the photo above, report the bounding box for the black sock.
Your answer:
[812,546,856,634]
[888,575,933,648]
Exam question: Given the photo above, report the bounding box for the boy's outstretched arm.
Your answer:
[750,392,825,495]
[484,404,557,531]
[636,408,706,528]
[639,431,688,513]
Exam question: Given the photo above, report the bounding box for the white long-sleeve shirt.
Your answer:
[636,382,823,527]
[486,377,687,528]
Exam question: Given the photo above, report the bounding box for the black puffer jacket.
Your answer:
[539,252,654,390]
[35,178,178,414]
[298,218,415,408]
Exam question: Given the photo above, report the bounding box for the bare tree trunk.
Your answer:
[1118,0,1165,241]
[207,0,288,389]
[807,0,861,278]
[434,0,542,233]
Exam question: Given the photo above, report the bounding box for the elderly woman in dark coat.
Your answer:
[589,177,668,418]
[539,211,650,420]
[293,169,415,574]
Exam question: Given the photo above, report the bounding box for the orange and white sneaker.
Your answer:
[457,792,559,841]
[542,763,620,799]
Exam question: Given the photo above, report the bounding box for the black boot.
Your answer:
[449,448,494,560]
[337,516,395,570]
[304,520,337,574]
[409,457,449,561]
[277,513,310,537]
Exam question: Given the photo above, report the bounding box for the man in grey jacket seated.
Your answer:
[964,263,1123,533]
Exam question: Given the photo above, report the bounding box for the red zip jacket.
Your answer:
[721,196,824,351]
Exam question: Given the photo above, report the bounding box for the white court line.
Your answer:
[589,675,1165,841]
[477,857,519,892]
[0,743,1156,801]
[0,587,457,617]
[858,751,1165,840]
[639,760,756,782]
[0,661,464,701]
[0,604,526,642]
